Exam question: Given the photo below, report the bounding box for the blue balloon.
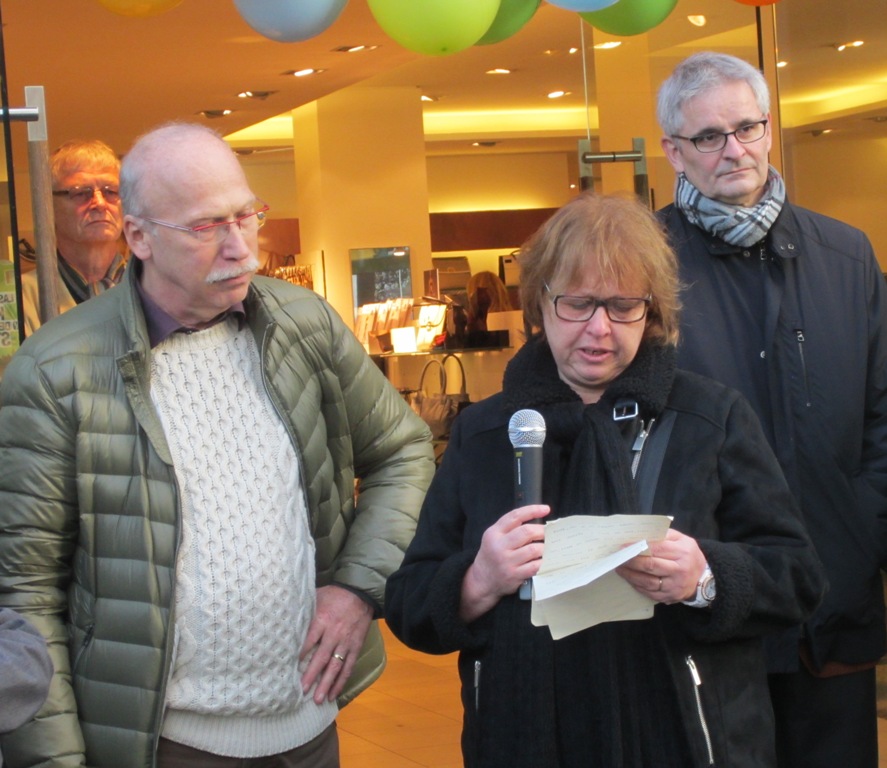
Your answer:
[546,0,619,11]
[233,0,348,43]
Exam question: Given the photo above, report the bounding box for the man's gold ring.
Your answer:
[657,577,663,591]
[333,652,346,662]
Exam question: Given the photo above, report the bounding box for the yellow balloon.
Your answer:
[97,0,184,17]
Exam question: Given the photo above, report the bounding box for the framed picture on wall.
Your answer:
[424,268,440,300]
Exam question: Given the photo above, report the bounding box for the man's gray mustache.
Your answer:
[205,256,260,284]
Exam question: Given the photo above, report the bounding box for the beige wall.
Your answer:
[241,148,576,311]
[426,150,574,278]
[426,152,572,213]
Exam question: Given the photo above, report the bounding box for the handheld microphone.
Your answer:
[508,409,546,600]
[509,409,546,505]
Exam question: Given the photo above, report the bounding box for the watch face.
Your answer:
[701,574,717,602]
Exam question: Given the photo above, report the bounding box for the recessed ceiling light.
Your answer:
[237,90,275,100]
[569,47,579,54]
[198,109,233,119]
[548,90,570,99]
[420,94,439,102]
[282,68,325,78]
[687,15,706,27]
[472,141,498,147]
[835,40,864,51]
[593,41,621,50]
[811,128,833,137]
[332,44,379,53]
[486,68,512,75]
[776,61,788,68]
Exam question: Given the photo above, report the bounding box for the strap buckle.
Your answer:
[612,399,639,422]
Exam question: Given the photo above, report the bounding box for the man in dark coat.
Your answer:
[657,50,887,767]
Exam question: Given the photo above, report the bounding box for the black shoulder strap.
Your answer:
[634,410,676,515]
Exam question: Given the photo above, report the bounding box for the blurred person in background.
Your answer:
[21,138,125,335]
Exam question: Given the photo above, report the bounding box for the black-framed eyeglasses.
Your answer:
[140,201,270,245]
[52,185,121,205]
[671,119,768,154]
[545,284,651,324]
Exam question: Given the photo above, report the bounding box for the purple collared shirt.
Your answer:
[135,277,245,348]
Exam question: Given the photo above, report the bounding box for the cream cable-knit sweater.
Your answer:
[149,319,337,757]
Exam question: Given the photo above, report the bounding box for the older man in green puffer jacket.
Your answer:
[0,122,434,768]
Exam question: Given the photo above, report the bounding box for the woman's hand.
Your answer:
[615,528,707,605]
[459,504,550,623]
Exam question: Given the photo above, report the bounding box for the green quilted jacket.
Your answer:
[0,265,435,768]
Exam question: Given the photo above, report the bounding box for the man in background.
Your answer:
[0,121,434,767]
[21,138,125,335]
[657,50,887,767]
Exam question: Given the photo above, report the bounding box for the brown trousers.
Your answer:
[156,722,339,768]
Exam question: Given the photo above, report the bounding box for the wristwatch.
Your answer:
[683,565,716,609]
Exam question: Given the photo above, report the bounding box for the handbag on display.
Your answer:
[415,304,447,351]
[409,354,470,440]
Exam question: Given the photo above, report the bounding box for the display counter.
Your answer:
[374,346,518,404]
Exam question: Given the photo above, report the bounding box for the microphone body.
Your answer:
[508,409,546,600]
[512,444,543,506]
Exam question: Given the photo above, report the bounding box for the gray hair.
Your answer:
[50,139,120,186]
[656,51,770,137]
[120,121,228,217]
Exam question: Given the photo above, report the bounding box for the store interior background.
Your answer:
[1,1,887,762]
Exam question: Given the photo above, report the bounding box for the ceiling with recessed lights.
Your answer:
[0,0,884,170]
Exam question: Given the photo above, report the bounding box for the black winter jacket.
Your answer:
[661,202,887,671]
[386,341,824,768]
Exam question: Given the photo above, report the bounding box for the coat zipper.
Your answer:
[474,659,482,712]
[73,623,95,671]
[630,418,654,479]
[685,656,715,765]
[794,329,812,407]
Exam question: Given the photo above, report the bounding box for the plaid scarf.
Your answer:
[57,251,126,304]
[675,165,786,247]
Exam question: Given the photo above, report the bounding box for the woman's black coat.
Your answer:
[386,343,825,768]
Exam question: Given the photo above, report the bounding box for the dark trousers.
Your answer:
[157,722,339,768]
[768,665,878,768]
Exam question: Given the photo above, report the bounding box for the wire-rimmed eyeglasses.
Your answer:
[140,201,270,245]
[545,284,651,324]
[52,185,121,205]
[671,119,768,154]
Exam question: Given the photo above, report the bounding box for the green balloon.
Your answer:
[368,0,502,56]
[477,0,541,46]
[579,0,678,37]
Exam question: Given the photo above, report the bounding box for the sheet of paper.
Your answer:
[530,514,672,639]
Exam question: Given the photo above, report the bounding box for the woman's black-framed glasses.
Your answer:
[671,119,768,154]
[545,284,650,324]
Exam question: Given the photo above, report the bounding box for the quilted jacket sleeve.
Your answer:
[251,280,436,610]
[322,301,436,607]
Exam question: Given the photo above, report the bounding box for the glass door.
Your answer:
[0,0,23,377]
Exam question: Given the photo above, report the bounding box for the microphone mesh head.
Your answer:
[508,409,546,448]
